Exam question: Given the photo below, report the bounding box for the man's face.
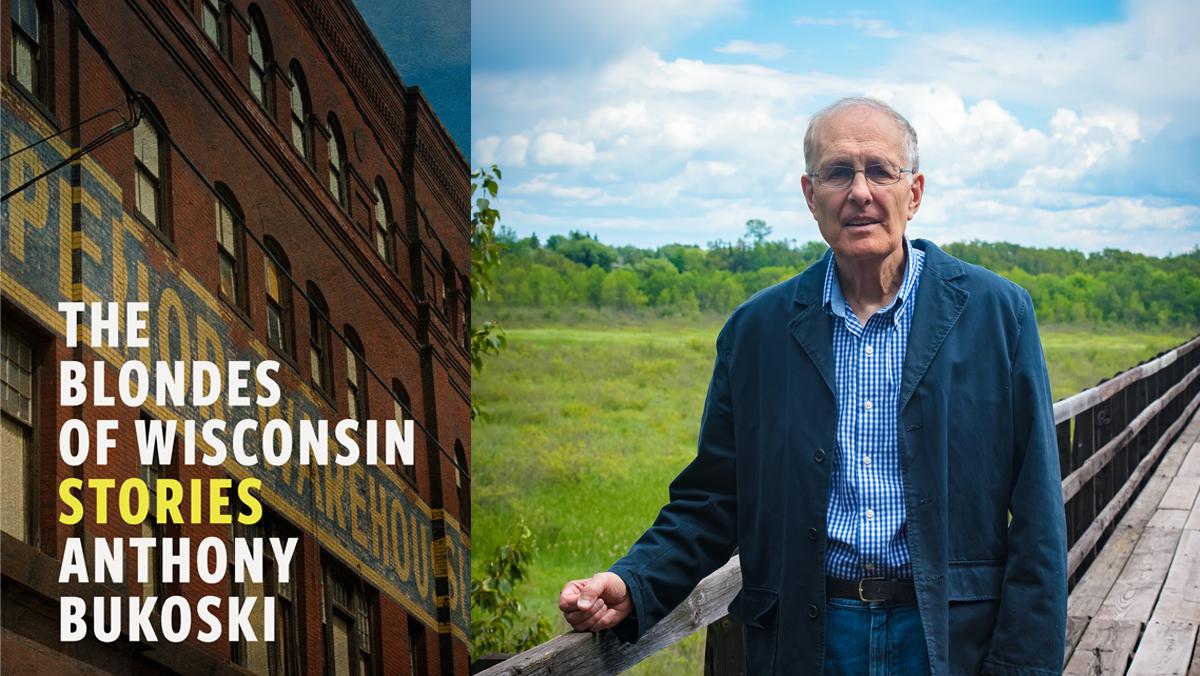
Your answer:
[801,107,924,263]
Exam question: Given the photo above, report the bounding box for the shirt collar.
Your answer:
[823,236,920,320]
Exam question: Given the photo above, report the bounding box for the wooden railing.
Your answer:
[476,335,1200,676]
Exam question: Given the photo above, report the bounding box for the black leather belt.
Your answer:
[826,576,917,604]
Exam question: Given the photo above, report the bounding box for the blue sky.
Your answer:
[354,0,469,157]
[471,0,1199,255]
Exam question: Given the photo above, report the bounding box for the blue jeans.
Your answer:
[823,598,931,675]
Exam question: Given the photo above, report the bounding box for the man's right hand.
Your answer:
[558,572,634,632]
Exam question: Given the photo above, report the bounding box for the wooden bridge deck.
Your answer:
[1065,409,1200,675]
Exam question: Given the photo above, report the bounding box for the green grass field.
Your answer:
[471,310,1191,674]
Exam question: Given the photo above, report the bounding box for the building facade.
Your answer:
[1,0,471,673]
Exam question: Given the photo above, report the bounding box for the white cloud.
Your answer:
[533,132,596,166]
[473,0,1199,254]
[794,14,899,39]
[714,39,789,60]
[512,173,602,201]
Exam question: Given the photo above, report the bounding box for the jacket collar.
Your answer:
[788,239,969,407]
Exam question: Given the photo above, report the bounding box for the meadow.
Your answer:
[471,308,1192,674]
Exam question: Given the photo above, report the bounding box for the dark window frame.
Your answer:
[263,237,295,359]
[9,0,51,108]
[214,183,250,316]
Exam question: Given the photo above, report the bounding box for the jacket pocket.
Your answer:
[947,560,1004,601]
[726,585,779,629]
[726,586,779,674]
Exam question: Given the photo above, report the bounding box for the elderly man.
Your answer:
[558,97,1067,675]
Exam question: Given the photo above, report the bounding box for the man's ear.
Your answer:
[801,173,817,217]
[907,172,925,220]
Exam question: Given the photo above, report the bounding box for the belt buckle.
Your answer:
[858,576,887,602]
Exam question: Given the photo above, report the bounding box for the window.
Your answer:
[288,63,309,159]
[247,8,271,111]
[372,180,391,264]
[408,618,428,676]
[264,238,294,356]
[1,321,36,544]
[133,100,169,235]
[215,185,247,312]
[200,0,226,54]
[327,115,346,207]
[323,563,376,676]
[307,283,332,395]
[140,414,167,598]
[344,327,367,427]
[234,512,300,676]
[10,0,48,105]
[454,440,469,528]
[391,379,413,483]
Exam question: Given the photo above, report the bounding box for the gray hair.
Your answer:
[803,97,919,173]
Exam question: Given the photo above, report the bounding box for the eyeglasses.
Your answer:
[810,163,913,189]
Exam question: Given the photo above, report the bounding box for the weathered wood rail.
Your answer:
[476,335,1200,676]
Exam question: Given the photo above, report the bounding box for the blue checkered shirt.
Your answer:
[822,237,925,581]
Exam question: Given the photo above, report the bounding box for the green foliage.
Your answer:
[470,165,509,419]
[485,229,1198,329]
[469,521,553,661]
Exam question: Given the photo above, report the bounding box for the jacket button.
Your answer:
[813,448,825,463]
[808,527,818,541]
[807,604,819,619]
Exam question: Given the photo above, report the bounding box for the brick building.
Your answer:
[1,0,471,674]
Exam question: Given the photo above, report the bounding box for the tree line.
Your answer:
[483,223,1199,328]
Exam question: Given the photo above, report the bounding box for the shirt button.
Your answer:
[864,344,874,355]
[813,448,825,463]
[865,508,875,520]
[808,527,819,541]
[864,399,873,410]
[807,604,820,619]
[863,455,872,465]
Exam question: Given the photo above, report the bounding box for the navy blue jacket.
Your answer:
[610,240,1067,675]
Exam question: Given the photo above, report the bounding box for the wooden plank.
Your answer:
[1159,474,1200,512]
[1127,619,1196,675]
[1065,615,1090,664]
[1068,412,1200,619]
[1185,487,1200,532]
[476,556,742,676]
[1177,441,1200,478]
[1153,529,1200,623]
[1147,509,1190,531]
[1062,368,1200,503]
[1094,526,1183,624]
[1063,619,1142,675]
[1069,395,1200,577]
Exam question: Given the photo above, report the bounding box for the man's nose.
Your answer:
[847,170,873,205]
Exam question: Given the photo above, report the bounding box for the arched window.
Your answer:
[246,6,272,111]
[327,114,347,207]
[10,0,49,105]
[372,179,391,264]
[344,326,367,426]
[263,237,294,356]
[288,63,310,160]
[214,183,247,312]
[454,440,469,528]
[306,282,332,395]
[200,0,227,55]
[133,97,170,237]
[391,379,413,482]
